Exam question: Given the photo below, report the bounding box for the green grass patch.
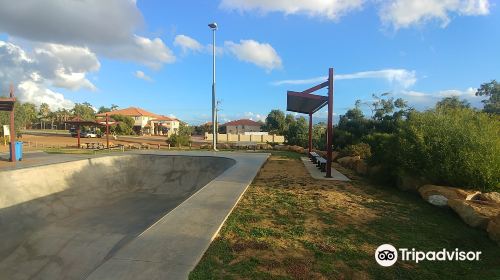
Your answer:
[190,155,500,280]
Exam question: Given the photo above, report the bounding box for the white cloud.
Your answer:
[399,87,485,109]
[337,69,417,88]
[0,0,175,68]
[220,0,364,20]
[17,80,74,111]
[34,43,99,91]
[380,0,490,29]
[0,40,98,110]
[243,112,266,122]
[174,35,204,53]
[225,40,282,71]
[134,70,153,82]
[273,69,417,88]
[98,36,175,69]
[220,0,490,29]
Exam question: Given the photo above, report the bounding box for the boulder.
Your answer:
[448,199,500,229]
[331,151,340,161]
[396,173,427,192]
[337,156,360,169]
[257,143,272,150]
[289,145,305,154]
[354,160,368,175]
[216,143,231,149]
[471,192,500,205]
[487,214,500,245]
[274,145,289,151]
[418,185,480,207]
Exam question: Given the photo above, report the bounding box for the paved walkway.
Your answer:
[0,150,101,171]
[301,157,350,181]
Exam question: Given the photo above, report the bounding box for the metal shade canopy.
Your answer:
[285,68,335,178]
[286,91,328,114]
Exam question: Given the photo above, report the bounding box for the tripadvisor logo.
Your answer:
[375,244,482,267]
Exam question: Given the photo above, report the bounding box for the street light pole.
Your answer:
[209,22,218,151]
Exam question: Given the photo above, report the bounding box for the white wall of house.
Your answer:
[133,116,155,128]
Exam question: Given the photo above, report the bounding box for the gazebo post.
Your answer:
[9,85,16,162]
[106,113,109,150]
[77,125,81,149]
[326,68,334,178]
[308,113,313,154]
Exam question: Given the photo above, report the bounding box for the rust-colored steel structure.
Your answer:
[0,85,17,162]
[287,68,334,177]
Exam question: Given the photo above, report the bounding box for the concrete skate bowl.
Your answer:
[0,154,235,280]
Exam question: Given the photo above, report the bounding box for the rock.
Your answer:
[337,156,360,169]
[471,192,500,205]
[448,199,500,229]
[331,151,340,161]
[257,143,272,150]
[289,145,305,154]
[487,215,500,245]
[199,144,211,149]
[274,145,289,151]
[354,160,368,175]
[216,143,231,149]
[418,185,480,206]
[396,173,426,192]
[427,195,449,207]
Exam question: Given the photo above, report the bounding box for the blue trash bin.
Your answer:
[9,141,23,161]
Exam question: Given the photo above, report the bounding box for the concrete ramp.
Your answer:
[0,154,240,280]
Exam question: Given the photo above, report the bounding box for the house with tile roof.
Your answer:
[96,107,180,136]
[221,119,262,134]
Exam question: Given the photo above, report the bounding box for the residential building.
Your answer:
[96,107,180,136]
[221,119,262,134]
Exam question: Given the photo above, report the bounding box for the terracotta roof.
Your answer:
[222,119,262,127]
[96,107,161,118]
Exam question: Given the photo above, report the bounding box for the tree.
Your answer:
[97,106,111,114]
[285,116,308,147]
[436,96,471,110]
[264,109,286,134]
[38,103,51,129]
[476,80,500,114]
[72,102,95,120]
[110,115,134,135]
[0,101,38,134]
[167,122,191,147]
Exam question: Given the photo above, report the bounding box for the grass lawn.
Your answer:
[190,153,500,280]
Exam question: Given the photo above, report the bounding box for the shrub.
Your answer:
[363,133,396,165]
[167,134,190,147]
[342,143,372,159]
[394,108,500,191]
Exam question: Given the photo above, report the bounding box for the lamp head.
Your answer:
[208,22,218,30]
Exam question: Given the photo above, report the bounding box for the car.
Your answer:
[81,131,98,138]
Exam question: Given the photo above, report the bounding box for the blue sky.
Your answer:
[0,0,498,124]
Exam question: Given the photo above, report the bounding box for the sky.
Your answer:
[0,0,498,124]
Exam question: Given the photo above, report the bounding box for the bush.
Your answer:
[342,143,372,159]
[394,108,500,191]
[363,133,396,165]
[167,134,190,147]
